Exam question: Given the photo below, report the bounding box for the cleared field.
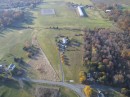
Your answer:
[32,0,114,82]
[0,80,78,97]
[0,80,33,97]
[0,28,32,64]
[37,29,86,82]
[33,1,113,29]
[0,0,115,82]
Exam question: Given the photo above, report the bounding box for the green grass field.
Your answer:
[0,80,78,97]
[0,0,126,97]
[32,0,114,82]
[0,29,32,63]
[0,0,115,82]
[0,80,33,97]
[33,1,113,29]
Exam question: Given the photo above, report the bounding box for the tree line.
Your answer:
[0,0,42,9]
[0,10,24,28]
[98,4,130,31]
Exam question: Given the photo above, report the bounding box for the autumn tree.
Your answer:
[83,86,92,97]
[79,71,86,84]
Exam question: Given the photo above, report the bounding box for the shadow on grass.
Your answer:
[0,11,36,37]
[0,79,20,89]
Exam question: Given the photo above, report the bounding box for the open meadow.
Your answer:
[0,0,115,82]
[31,0,114,82]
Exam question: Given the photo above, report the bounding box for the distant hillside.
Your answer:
[92,0,130,6]
[0,0,42,9]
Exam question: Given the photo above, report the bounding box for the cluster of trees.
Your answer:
[98,4,130,31]
[83,86,92,97]
[79,71,86,84]
[0,10,24,28]
[83,28,130,94]
[0,0,42,9]
[23,44,39,58]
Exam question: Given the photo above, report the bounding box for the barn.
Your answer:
[77,6,85,17]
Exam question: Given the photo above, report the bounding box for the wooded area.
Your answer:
[0,10,24,28]
[83,28,130,96]
[0,0,42,9]
[98,4,130,31]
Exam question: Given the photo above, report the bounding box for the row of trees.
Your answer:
[0,10,24,28]
[83,28,130,95]
[107,7,130,31]
[98,4,130,31]
[0,0,42,9]
[23,43,40,58]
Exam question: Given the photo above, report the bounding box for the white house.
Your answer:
[77,6,84,17]
[8,64,15,71]
[105,10,111,13]
[62,38,68,45]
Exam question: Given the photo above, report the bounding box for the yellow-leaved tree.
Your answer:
[83,86,92,97]
[79,71,86,83]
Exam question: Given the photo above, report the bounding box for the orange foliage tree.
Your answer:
[83,86,92,97]
[79,71,86,83]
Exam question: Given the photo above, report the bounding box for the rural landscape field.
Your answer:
[0,0,130,97]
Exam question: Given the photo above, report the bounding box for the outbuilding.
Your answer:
[105,9,111,13]
[62,38,69,45]
[77,6,84,17]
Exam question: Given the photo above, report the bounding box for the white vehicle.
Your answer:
[8,64,15,71]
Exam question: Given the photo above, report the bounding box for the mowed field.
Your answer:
[0,80,78,97]
[31,0,114,82]
[0,0,115,82]
[33,1,113,29]
[0,80,33,97]
[0,28,32,64]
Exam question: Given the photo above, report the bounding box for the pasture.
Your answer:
[0,0,114,82]
[33,1,113,29]
[31,0,114,82]
[0,28,32,64]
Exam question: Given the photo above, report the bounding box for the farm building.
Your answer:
[62,38,69,45]
[77,6,85,17]
[105,9,111,13]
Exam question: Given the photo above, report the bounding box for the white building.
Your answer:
[62,38,68,45]
[105,10,111,13]
[77,6,84,17]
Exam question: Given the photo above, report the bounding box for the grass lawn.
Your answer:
[0,80,33,97]
[60,86,78,97]
[32,0,114,82]
[33,1,113,29]
[37,29,86,82]
[0,79,78,97]
[0,0,115,82]
[0,28,32,64]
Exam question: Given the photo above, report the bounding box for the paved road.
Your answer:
[17,77,121,97]
[21,78,86,97]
